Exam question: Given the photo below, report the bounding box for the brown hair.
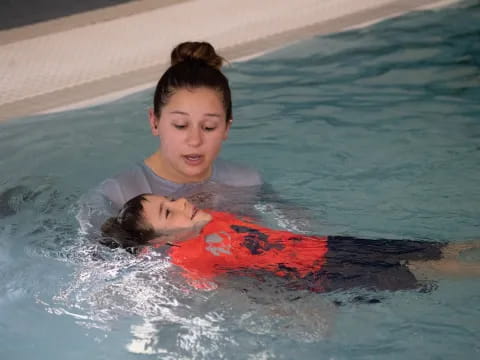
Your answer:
[152,41,232,121]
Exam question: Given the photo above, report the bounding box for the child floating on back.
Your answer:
[101,194,480,292]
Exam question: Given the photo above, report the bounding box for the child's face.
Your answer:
[141,195,212,234]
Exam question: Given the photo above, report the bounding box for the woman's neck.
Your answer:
[144,151,212,184]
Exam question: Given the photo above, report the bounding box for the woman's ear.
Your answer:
[148,108,160,136]
[223,119,233,140]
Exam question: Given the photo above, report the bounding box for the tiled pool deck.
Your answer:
[0,0,458,122]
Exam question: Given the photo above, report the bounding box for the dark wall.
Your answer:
[0,0,134,30]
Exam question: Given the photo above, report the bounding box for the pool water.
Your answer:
[1,1,480,358]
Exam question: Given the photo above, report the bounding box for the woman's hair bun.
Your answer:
[171,41,224,70]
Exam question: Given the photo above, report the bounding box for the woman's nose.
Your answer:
[186,126,202,146]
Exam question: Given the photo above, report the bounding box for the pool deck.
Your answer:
[0,0,459,122]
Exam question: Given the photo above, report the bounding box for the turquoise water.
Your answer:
[1,1,480,358]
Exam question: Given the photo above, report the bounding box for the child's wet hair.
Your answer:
[100,194,157,254]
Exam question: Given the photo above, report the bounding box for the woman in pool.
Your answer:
[101,194,480,293]
[89,41,261,217]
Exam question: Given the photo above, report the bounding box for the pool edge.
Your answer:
[0,0,460,123]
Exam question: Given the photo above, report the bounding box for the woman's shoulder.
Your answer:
[92,163,144,208]
[99,163,145,190]
[97,163,162,205]
[213,158,263,187]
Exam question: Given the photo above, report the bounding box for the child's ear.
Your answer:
[149,228,202,248]
[148,235,174,248]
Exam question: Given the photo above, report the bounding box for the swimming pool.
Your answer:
[1,1,479,358]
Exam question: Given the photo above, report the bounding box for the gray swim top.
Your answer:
[102,159,261,209]
[78,158,263,233]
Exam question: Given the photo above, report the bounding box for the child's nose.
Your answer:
[173,197,188,209]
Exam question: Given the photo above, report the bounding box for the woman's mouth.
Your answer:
[183,154,203,166]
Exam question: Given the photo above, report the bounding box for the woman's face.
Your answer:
[141,195,212,233]
[149,87,231,183]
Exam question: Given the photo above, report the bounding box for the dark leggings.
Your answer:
[303,236,446,292]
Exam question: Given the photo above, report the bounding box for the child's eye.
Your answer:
[174,124,187,129]
[204,126,216,132]
[165,209,170,218]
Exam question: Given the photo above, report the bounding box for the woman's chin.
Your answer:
[178,163,211,182]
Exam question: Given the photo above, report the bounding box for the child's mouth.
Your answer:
[191,207,198,220]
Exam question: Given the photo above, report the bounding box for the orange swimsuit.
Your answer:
[149,211,446,293]
[166,211,328,283]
